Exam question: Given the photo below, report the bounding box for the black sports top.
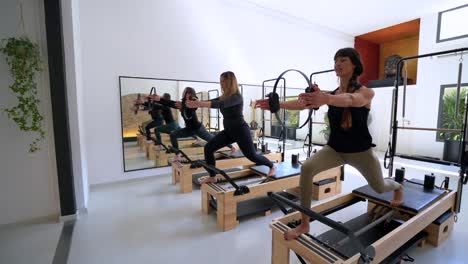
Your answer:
[210,94,246,128]
[154,100,175,124]
[143,102,163,122]
[159,99,201,129]
[327,88,373,153]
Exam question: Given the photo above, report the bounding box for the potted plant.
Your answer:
[439,87,467,162]
[0,37,44,152]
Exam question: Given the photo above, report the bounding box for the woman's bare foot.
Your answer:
[267,165,277,177]
[198,176,217,184]
[154,144,163,151]
[284,222,310,240]
[390,186,404,207]
[229,146,237,155]
[169,154,182,163]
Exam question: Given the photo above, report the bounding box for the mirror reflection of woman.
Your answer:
[151,87,236,162]
[132,95,165,142]
[147,93,180,148]
[186,71,276,183]
[256,47,403,240]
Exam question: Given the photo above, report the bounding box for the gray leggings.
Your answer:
[300,145,400,208]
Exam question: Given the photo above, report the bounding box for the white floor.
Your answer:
[1,151,467,264]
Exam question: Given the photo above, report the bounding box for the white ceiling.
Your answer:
[244,0,468,36]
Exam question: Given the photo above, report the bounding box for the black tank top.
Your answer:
[210,94,247,129]
[327,88,373,153]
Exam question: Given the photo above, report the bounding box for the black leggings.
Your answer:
[145,120,163,140]
[204,124,273,177]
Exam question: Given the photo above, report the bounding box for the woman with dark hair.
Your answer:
[186,71,276,183]
[151,87,236,162]
[256,47,403,240]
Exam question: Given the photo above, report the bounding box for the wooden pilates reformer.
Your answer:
[172,148,342,231]
[171,149,283,193]
[201,162,343,231]
[147,139,206,160]
[150,141,231,167]
[136,128,198,152]
[269,179,456,264]
[267,47,468,264]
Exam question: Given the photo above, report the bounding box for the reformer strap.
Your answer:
[174,148,250,196]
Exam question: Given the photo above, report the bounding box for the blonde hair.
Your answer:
[220,71,240,98]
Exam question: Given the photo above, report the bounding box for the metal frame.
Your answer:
[306,69,335,157]
[387,47,468,213]
[207,89,220,131]
[262,78,287,160]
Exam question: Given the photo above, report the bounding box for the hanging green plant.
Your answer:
[0,37,44,152]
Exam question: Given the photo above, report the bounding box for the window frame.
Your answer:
[436,83,468,142]
[436,4,468,43]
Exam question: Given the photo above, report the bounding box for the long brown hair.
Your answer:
[220,71,240,99]
[182,87,196,99]
[334,48,364,129]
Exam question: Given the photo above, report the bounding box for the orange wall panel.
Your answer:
[379,36,419,83]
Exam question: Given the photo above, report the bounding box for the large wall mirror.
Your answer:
[119,76,226,172]
[120,76,180,171]
[119,76,330,172]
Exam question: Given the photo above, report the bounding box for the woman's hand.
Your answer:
[255,99,270,110]
[148,94,161,101]
[185,100,199,108]
[298,83,329,109]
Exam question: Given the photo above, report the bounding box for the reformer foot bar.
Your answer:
[171,150,282,193]
[201,162,343,231]
[269,179,456,264]
[140,129,229,166]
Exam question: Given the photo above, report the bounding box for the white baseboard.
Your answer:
[59,213,78,222]
[0,214,60,230]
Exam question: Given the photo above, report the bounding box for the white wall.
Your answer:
[0,0,59,225]
[61,0,89,212]
[77,0,353,185]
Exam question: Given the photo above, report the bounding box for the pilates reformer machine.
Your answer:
[268,47,468,264]
[137,127,218,166]
[171,149,283,193]
[202,161,342,231]
[172,147,342,231]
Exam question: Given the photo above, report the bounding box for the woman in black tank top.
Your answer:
[257,48,403,241]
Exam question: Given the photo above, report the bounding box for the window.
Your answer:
[437,4,468,43]
[436,83,468,141]
[271,96,300,128]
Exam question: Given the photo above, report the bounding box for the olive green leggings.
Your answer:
[300,145,401,208]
